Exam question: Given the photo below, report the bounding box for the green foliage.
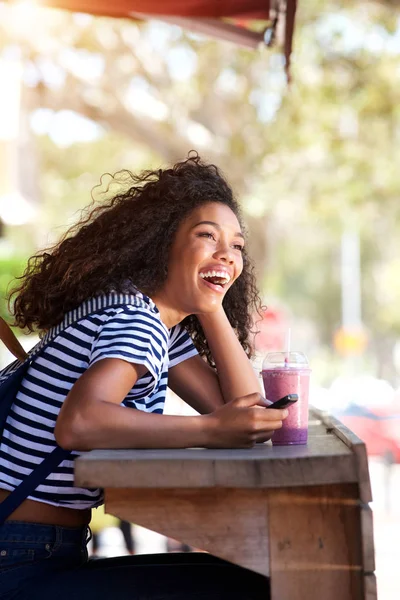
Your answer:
[0,255,27,324]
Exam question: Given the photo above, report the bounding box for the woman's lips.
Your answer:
[199,277,225,294]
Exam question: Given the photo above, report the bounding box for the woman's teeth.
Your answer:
[199,271,231,285]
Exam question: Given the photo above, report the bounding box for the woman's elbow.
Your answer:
[54,413,92,451]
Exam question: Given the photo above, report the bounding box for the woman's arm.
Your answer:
[55,358,206,451]
[168,354,225,414]
[198,308,262,403]
[55,357,286,451]
[168,309,263,414]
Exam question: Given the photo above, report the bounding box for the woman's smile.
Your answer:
[198,265,233,294]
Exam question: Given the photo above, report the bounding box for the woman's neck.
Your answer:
[150,293,188,329]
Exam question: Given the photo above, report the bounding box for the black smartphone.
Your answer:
[266,394,298,409]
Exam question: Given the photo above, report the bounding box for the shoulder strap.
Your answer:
[0,292,142,524]
[0,447,68,525]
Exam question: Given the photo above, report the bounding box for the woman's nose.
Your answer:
[213,244,234,264]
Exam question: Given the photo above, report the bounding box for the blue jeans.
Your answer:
[0,521,269,600]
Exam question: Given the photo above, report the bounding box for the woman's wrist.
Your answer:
[198,413,216,447]
[197,307,227,327]
[197,305,261,402]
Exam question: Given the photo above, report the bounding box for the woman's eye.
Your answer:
[233,244,244,251]
[198,232,216,241]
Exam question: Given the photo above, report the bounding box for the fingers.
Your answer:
[232,394,289,421]
[242,428,279,447]
[253,432,274,444]
[250,415,284,433]
[250,405,288,422]
[265,408,289,421]
[233,393,269,408]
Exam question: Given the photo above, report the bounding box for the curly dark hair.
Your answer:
[10,153,262,366]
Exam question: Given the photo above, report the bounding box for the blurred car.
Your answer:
[332,401,400,465]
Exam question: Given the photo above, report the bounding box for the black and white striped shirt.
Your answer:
[0,292,198,509]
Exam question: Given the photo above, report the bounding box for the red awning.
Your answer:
[10,0,298,77]
[38,1,271,20]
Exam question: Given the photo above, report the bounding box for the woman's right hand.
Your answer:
[203,392,288,448]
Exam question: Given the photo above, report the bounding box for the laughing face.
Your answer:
[154,202,244,320]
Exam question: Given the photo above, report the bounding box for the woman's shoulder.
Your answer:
[97,303,169,343]
[52,291,161,333]
[35,292,167,359]
[83,293,169,345]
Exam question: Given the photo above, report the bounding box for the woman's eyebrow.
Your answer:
[192,220,244,239]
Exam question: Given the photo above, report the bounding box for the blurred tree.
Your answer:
[1,0,400,380]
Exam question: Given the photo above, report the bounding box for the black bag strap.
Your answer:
[0,447,69,524]
[0,292,142,524]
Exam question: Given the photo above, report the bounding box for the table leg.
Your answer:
[267,483,364,600]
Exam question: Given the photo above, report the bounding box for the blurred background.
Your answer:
[0,0,399,597]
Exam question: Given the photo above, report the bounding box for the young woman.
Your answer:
[0,154,287,599]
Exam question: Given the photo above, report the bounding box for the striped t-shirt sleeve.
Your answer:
[89,307,169,381]
[168,324,198,368]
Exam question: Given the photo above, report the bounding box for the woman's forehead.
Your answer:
[185,203,241,230]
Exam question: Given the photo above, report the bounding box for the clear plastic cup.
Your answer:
[261,351,311,445]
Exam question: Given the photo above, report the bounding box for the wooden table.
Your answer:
[75,409,377,600]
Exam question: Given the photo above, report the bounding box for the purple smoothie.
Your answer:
[262,363,310,446]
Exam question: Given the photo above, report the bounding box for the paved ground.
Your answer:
[95,458,400,598]
[368,458,400,600]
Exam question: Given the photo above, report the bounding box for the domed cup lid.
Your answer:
[262,351,310,370]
